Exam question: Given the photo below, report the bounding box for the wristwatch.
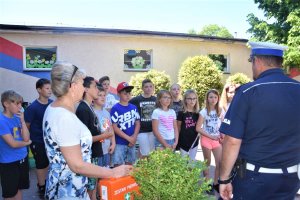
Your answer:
[218,177,232,184]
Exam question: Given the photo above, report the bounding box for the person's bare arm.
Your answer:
[17,111,30,142]
[152,119,170,148]
[219,134,242,200]
[1,134,31,148]
[60,144,132,178]
[93,128,114,142]
[172,119,179,149]
[196,115,218,140]
[112,123,134,144]
[109,130,116,154]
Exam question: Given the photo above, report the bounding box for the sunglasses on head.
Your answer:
[69,65,78,87]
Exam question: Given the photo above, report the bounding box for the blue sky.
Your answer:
[0,0,265,39]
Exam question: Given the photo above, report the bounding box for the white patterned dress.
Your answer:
[43,106,92,200]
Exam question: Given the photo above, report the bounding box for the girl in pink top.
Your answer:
[151,90,179,150]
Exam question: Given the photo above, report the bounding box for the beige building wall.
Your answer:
[1,31,252,88]
[293,75,300,82]
[0,68,39,111]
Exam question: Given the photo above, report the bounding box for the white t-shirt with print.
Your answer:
[200,108,225,137]
[43,106,92,200]
[105,93,119,110]
[151,108,176,140]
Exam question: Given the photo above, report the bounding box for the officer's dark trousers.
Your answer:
[232,169,300,200]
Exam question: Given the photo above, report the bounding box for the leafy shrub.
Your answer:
[226,72,252,85]
[178,55,223,104]
[132,149,210,200]
[129,69,171,96]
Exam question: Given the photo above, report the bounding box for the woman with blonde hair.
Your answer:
[43,61,132,200]
[220,83,239,112]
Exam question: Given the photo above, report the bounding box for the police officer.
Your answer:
[218,42,300,200]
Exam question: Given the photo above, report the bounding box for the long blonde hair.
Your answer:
[182,89,199,113]
[220,83,238,112]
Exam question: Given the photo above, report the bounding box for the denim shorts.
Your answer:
[112,144,136,166]
[98,154,110,168]
[155,138,175,149]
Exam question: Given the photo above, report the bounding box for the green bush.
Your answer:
[226,72,252,85]
[129,69,171,96]
[178,55,223,104]
[132,149,210,200]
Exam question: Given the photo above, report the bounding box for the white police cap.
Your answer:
[248,41,287,57]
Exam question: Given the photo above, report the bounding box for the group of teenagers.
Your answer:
[0,61,239,200]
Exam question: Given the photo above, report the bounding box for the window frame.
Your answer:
[124,49,153,72]
[208,53,230,73]
[23,46,57,71]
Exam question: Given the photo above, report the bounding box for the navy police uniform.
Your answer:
[220,42,300,199]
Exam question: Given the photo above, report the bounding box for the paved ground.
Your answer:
[1,147,300,199]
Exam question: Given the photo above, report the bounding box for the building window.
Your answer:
[23,46,57,71]
[124,49,152,71]
[208,54,229,73]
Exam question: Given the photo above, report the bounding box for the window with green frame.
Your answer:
[24,46,57,71]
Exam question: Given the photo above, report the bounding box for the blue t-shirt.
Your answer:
[110,103,140,145]
[24,99,52,143]
[0,113,27,163]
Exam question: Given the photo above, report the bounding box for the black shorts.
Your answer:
[0,157,30,198]
[30,142,49,169]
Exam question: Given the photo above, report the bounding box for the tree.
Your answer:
[247,0,300,68]
[129,69,171,97]
[188,28,197,34]
[284,8,300,68]
[178,55,223,105]
[199,24,234,38]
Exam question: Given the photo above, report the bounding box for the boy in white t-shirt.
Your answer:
[93,86,115,168]
[98,76,119,112]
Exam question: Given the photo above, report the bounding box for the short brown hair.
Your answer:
[142,79,153,88]
[99,76,110,85]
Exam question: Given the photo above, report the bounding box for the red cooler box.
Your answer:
[99,176,139,200]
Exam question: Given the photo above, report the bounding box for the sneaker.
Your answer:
[37,183,46,198]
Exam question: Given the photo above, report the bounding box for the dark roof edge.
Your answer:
[0,24,248,43]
